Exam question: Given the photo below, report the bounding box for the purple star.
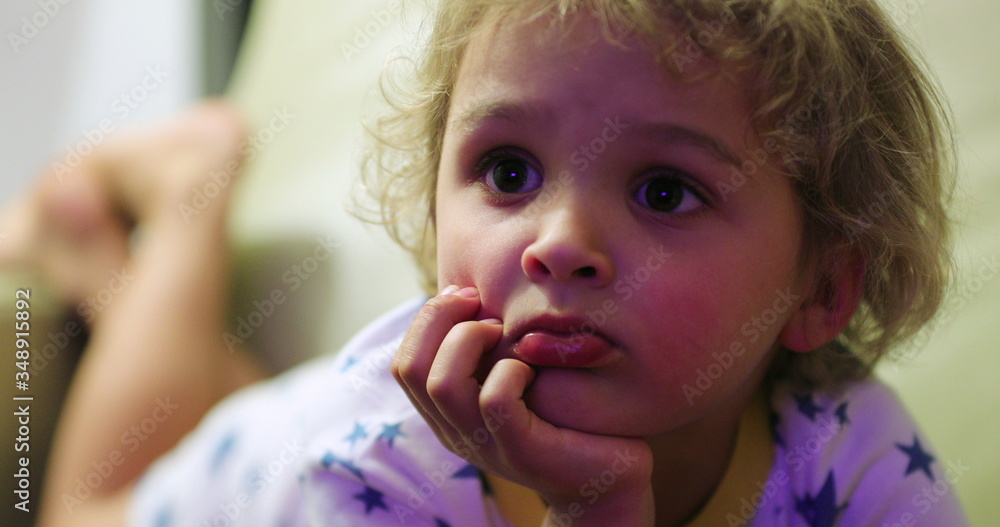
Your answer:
[353,485,388,514]
[896,435,936,481]
[321,451,364,481]
[794,393,823,421]
[834,402,850,427]
[794,471,846,527]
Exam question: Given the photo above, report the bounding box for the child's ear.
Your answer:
[779,245,864,352]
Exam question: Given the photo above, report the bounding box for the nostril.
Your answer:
[575,266,597,278]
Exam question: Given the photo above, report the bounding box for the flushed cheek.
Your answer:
[436,219,519,316]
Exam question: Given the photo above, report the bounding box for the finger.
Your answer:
[392,287,480,431]
[478,359,544,456]
[428,319,503,433]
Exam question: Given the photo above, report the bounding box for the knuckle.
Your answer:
[415,296,448,324]
[425,378,452,404]
[391,344,423,383]
[478,385,505,413]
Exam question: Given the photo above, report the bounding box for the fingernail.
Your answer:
[480,318,502,325]
[452,286,478,298]
[439,284,459,296]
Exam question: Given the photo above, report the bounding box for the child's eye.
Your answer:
[633,169,707,214]
[475,150,543,195]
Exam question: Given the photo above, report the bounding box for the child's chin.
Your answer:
[523,370,636,436]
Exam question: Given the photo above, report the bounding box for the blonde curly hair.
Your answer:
[356,0,955,389]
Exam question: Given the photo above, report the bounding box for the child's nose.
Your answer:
[520,208,615,287]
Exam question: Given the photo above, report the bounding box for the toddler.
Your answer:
[38,0,967,526]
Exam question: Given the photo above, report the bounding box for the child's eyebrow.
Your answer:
[452,100,746,171]
[450,101,555,133]
[629,121,745,170]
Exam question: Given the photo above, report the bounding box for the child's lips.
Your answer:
[512,330,622,368]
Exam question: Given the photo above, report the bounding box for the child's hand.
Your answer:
[393,287,655,526]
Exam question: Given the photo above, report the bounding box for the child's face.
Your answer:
[435,13,812,438]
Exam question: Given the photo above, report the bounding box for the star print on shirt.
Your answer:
[345,422,368,448]
[321,451,365,481]
[340,356,359,372]
[769,411,787,448]
[210,432,238,473]
[896,434,936,481]
[834,402,850,427]
[794,393,824,422]
[353,485,389,514]
[377,421,405,448]
[794,471,846,527]
[453,463,480,479]
[154,504,173,527]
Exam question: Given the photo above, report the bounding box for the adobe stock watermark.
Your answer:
[212,0,245,21]
[341,1,402,62]
[179,107,295,223]
[75,267,136,324]
[50,65,170,182]
[547,449,642,527]
[521,114,627,221]
[27,317,83,376]
[725,413,846,525]
[393,413,512,523]
[201,438,306,527]
[522,169,575,220]
[884,458,969,527]
[60,397,180,513]
[892,254,999,368]
[556,245,673,365]
[348,339,400,393]
[886,0,928,29]
[7,0,74,52]
[682,287,801,404]
[714,86,830,203]
[569,116,629,172]
[222,234,338,351]
[841,180,906,243]
[668,4,738,73]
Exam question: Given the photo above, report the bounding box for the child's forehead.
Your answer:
[459,6,748,99]
[451,10,754,129]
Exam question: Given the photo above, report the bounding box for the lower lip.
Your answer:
[513,331,621,368]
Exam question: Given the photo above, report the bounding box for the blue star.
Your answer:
[340,356,359,372]
[896,435,935,481]
[353,485,389,514]
[377,422,405,448]
[834,402,850,427]
[794,471,846,527]
[154,504,173,527]
[210,432,238,473]
[769,411,786,448]
[321,451,365,481]
[345,422,368,448]
[794,393,823,421]
[453,463,480,479]
[435,519,452,527]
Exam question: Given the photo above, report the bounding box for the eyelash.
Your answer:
[471,147,713,215]
[633,168,714,216]
[471,147,540,201]
[471,148,530,180]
